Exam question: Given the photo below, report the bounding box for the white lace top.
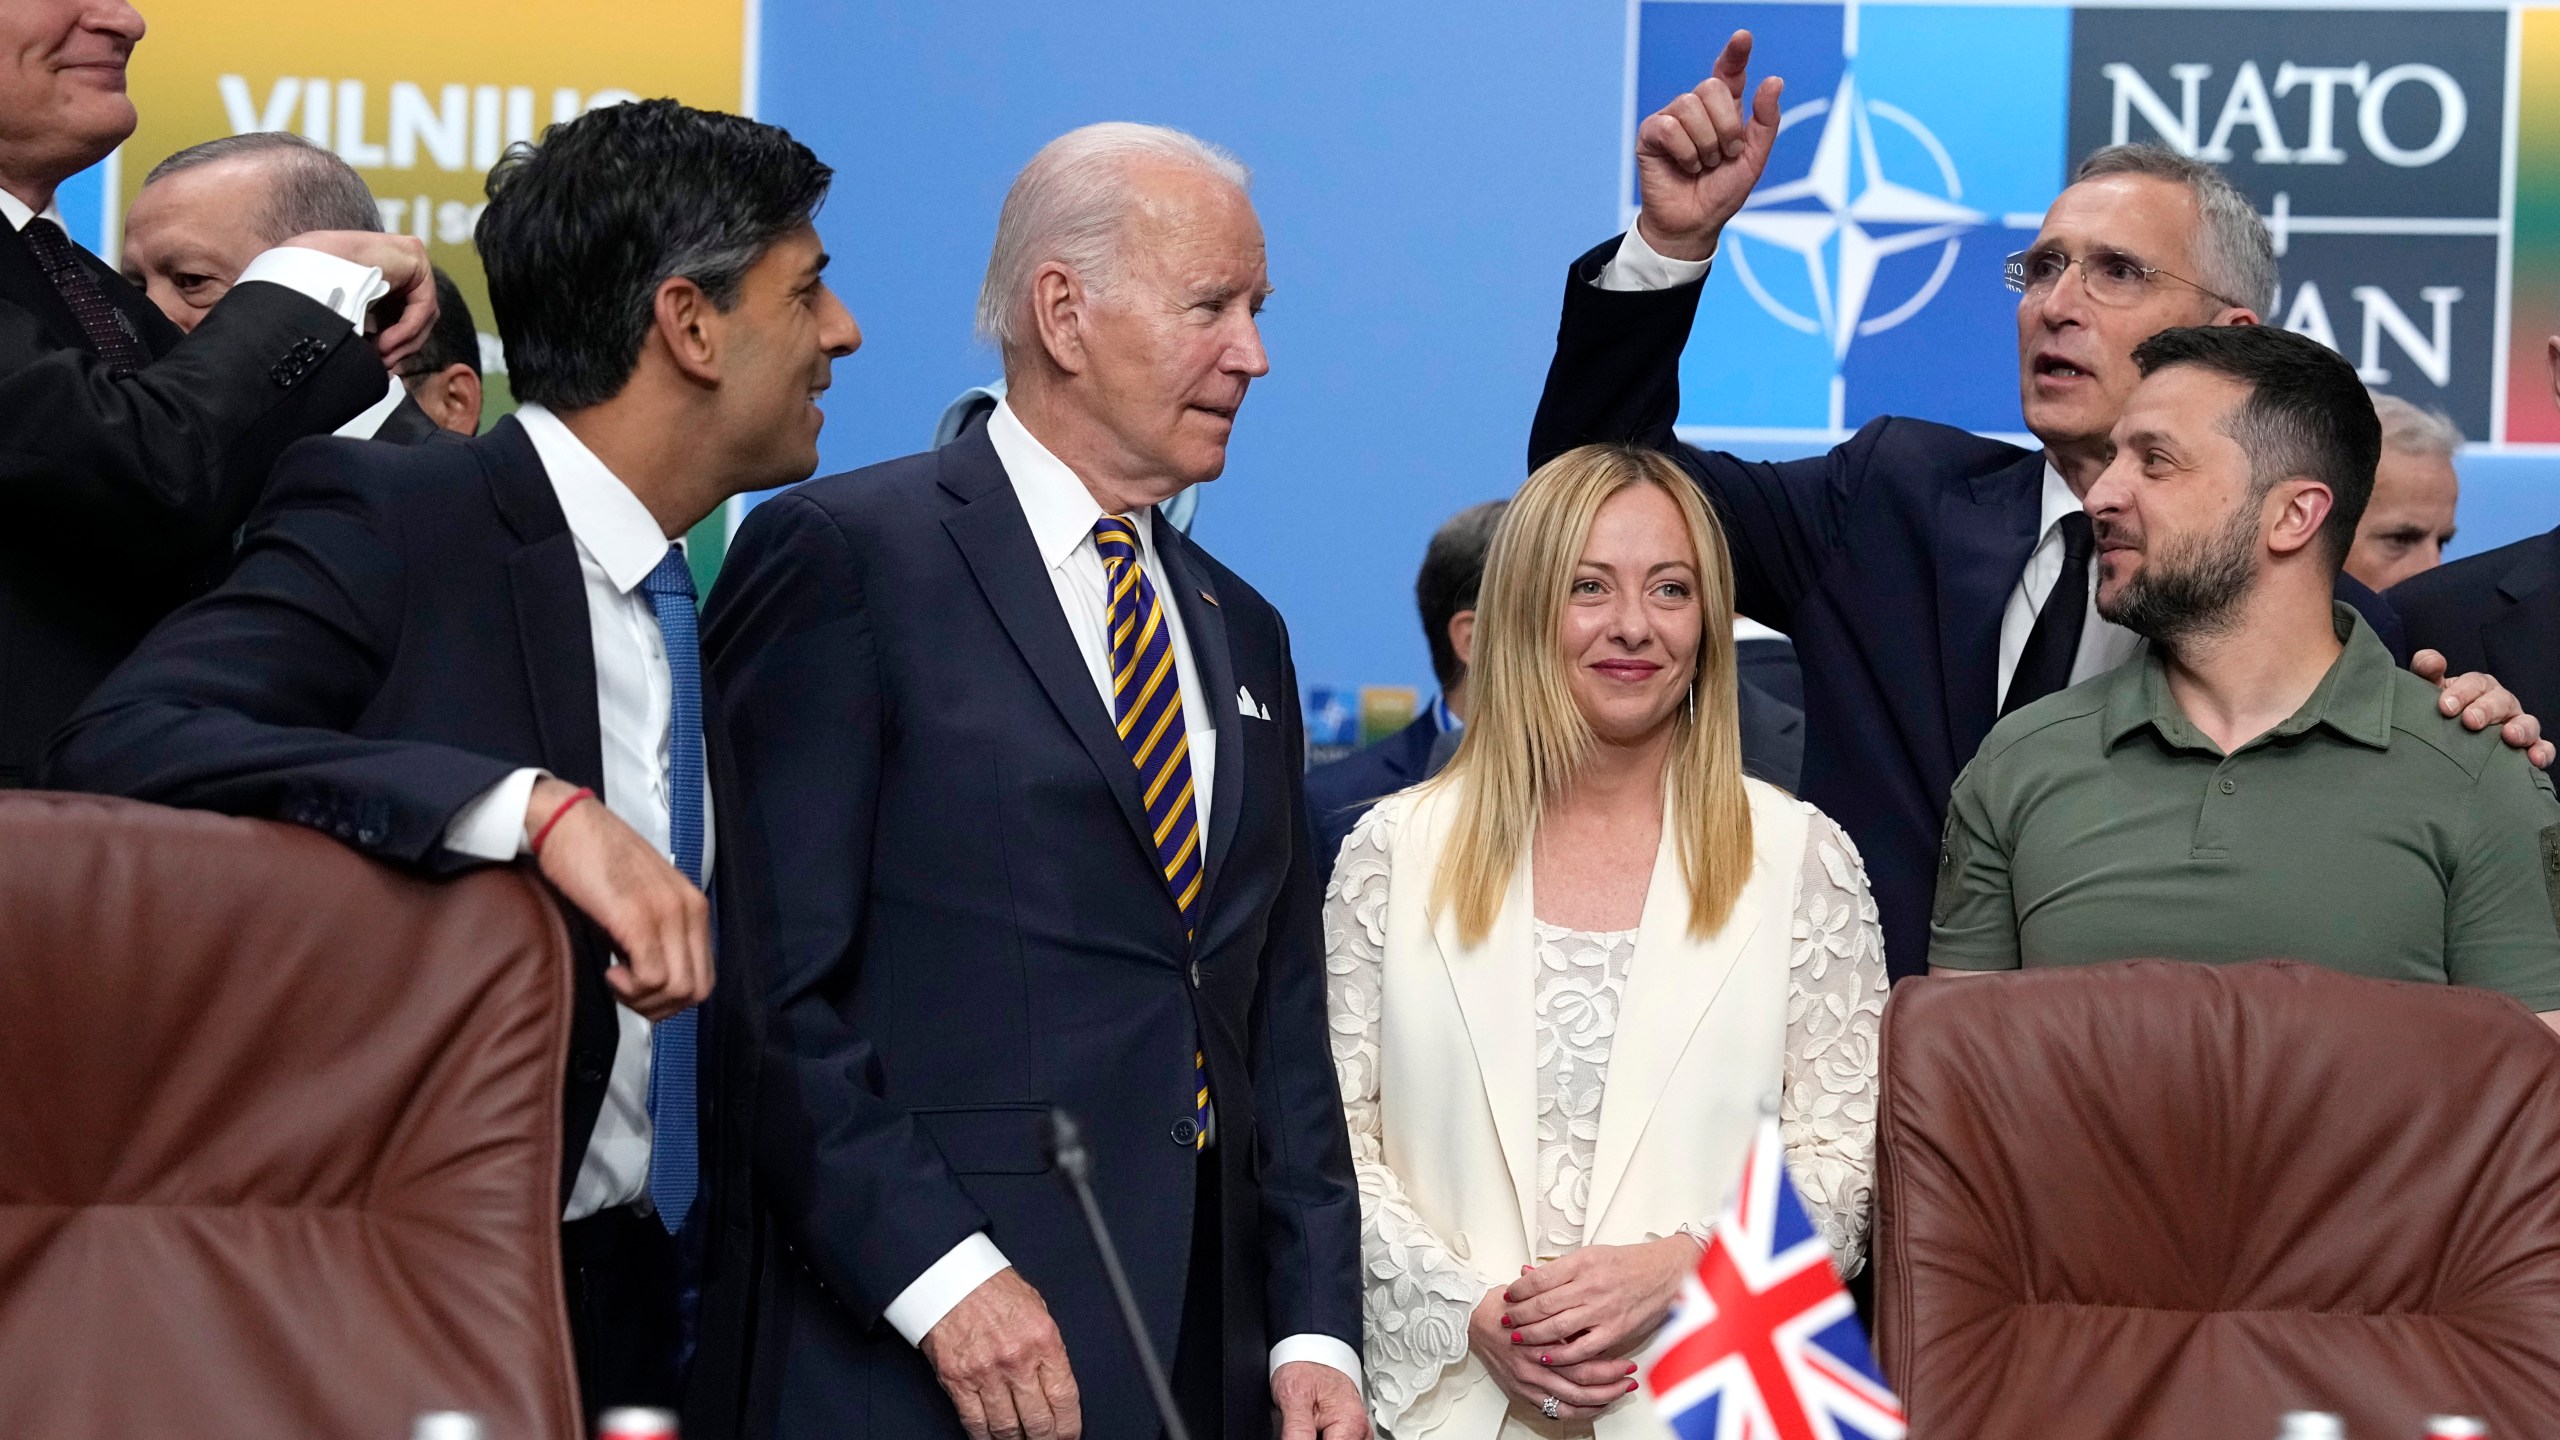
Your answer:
[1324,799,1888,1434]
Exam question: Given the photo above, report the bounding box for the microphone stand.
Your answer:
[1047,1107,1194,1440]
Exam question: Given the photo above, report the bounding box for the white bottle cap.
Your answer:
[411,1414,485,1440]
[2277,1413,2345,1440]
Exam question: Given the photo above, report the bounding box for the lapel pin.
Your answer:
[1198,589,1219,607]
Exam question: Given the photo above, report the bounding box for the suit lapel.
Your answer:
[1431,840,1541,1251]
[936,434,1160,873]
[1154,531,1244,910]
[1938,452,2045,766]
[1581,794,1761,1239]
[479,419,605,790]
[2486,538,2560,713]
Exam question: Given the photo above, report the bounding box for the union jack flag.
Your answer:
[1640,1116,1906,1440]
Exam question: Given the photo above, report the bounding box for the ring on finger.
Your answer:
[1541,1395,1561,1420]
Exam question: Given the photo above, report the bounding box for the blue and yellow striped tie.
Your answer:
[1095,514,1209,1151]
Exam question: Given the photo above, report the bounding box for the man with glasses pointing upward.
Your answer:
[1529,32,2551,983]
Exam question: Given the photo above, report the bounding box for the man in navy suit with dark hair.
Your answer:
[1304,499,1503,869]
[1531,32,2547,980]
[703,122,1363,1440]
[48,99,861,1427]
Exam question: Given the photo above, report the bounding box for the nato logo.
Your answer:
[1633,2,2071,440]
[2068,8,2506,437]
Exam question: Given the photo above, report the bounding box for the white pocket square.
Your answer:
[1238,685,1272,721]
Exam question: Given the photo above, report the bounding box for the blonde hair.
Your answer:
[1427,444,1753,946]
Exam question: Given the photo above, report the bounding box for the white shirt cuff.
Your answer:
[885,1232,1013,1346]
[1595,224,1715,292]
[441,767,543,861]
[1270,1333,1364,1393]
[236,246,388,330]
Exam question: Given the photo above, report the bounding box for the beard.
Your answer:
[2096,501,2260,647]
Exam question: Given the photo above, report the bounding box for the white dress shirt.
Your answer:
[1996,463,2141,707]
[439,403,715,1223]
[0,186,388,336]
[986,399,1218,834]
[880,400,1360,1393]
[1597,228,2141,709]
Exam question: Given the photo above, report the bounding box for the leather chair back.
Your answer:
[1875,958,2560,1439]
[0,794,579,1439]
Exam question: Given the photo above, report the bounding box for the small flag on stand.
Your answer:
[1640,1115,1907,1440]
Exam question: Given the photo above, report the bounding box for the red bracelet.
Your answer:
[529,786,595,857]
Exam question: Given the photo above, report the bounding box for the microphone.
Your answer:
[1047,1107,1194,1440]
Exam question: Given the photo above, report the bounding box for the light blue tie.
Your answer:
[639,544,703,1235]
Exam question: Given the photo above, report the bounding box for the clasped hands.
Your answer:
[1468,1235,1700,1424]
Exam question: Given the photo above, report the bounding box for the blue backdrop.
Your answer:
[750,0,2560,704]
[753,1,1630,704]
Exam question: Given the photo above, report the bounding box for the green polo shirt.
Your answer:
[1929,604,2560,1010]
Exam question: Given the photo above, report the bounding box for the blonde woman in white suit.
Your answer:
[1324,444,1887,1438]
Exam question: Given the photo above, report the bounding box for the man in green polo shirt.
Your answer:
[1929,324,2560,1019]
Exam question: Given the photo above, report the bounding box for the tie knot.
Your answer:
[640,543,696,603]
[2057,509,2095,561]
[17,217,74,274]
[1094,514,1141,563]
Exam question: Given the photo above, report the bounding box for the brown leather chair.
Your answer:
[0,793,580,1439]
[1874,958,2560,1439]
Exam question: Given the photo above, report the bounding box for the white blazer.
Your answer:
[1366,776,1811,1439]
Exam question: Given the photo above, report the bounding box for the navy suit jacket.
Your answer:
[697,430,1360,1440]
[1305,711,1441,872]
[1529,235,2405,979]
[41,422,768,1372]
[2391,525,2560,729]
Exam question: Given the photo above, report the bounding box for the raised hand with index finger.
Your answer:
[1633,29,1785,262]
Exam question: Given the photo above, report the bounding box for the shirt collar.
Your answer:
[2102,602,2396,754]
[2037,461,2083,545]
[334,376,407,439]
[513,403,677,594]
[0,188,64,234]
[986,398,1153,569]
[1430,693,1463,735]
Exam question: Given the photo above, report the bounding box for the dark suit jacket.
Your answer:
[696,430,1360,1440]
[1530,235,2406,979]
[0,218,383,783]
[1305,710,1441,872]
[371,390,454,446]
[41,421,764,1262]
[2391,525,2560,728]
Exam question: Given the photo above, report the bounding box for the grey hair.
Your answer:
[2073,144,2275,315]
[2370,390,2464,457]
[975,122,1250,354]
[143,132,382,243]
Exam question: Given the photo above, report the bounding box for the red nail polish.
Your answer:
[1511,1330,1522,1343]
[1539,1353,1552,1365]
[1627,1379,1641,1393]
[1625,1363,1638,1375]
[1499,1314,1511,1327]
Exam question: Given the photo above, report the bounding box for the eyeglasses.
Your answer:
[2002,246,2248,312]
